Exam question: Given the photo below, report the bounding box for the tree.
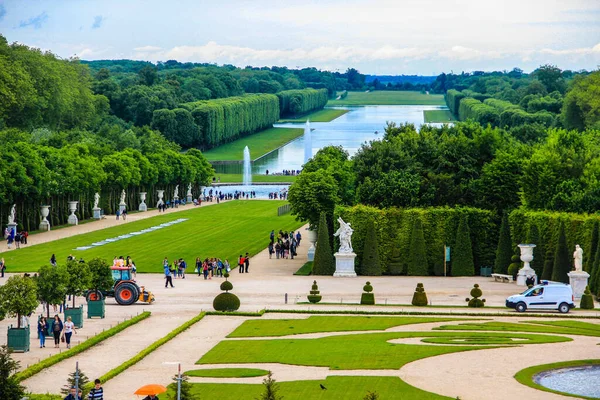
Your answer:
[0,276,38,328]
[541,247,554,281]
[0,346,26,400]
[360,219,381,276]
[313,212,335,275]
[452,215,475,276]
[61,367,90,397]
[169,373,193,400]
[255,371,283,400]
[533,64,565,94]
[562,71,600,131]
[36,264,69,318]
[585,221,599,273]
[288,170,339,229]
[590,242,600,293]
[552,222,570,283]
[408,217,428,276]
[138,65,158,86]
[526,223,543,277]
[363,391,380,400]
[87,258,113,295]
[494,213,512,274]
[65,260,92,308]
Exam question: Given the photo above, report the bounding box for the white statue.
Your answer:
[174,185,179,198]
[573,244,583,272]
[334,217,354,253]
[119,189,126,204]
[8,204,16,225]
[93,193,100,209]
[187,183,193,197]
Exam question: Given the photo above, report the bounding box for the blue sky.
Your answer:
[0,0,599,75]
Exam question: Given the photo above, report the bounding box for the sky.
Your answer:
[0,0,599,75]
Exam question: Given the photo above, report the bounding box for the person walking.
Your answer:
[164,263,174,288]
[65,387,83,400]
[50,254,57,267]
[224,259,231,273]
[244,252,250,273]
[202,261,209,280]
[88,379,104,399]
[238,255,244,273]
[37,316,48,348]
[64,316,76,349]
[268,241,274,259]
[195,257,202,276]
[0,257,5,278]
[50,315,63,348]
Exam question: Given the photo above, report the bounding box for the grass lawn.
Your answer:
[185,368,269,378]
[228,315,462,337]
[327,91,445,106]
[3,201,303,272]
[279,108,349,123]
[198,331,568,370]
[423,109,455,123]
[434,320,600,337]
[173,376,454,400]
[203,127,304,162]
[293,261,313,275]
[212,174,297,183]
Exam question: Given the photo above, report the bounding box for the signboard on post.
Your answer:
[444,245,450,276]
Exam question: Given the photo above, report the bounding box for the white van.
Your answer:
[505,281,575,313]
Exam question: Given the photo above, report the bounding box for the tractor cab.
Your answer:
[111,266,133,282]
[85,265,155,306]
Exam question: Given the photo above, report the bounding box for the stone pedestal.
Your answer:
[305,228,317,262]
[517,266,537,286]
[187,195,193,203]
[333,252,357,277]
[39,205,51,231]
[157,190,165,208]
[516,244,536,286]
[93,208,102,219]
[6,222,17,236]
[568,271,590,299]
[119,202,126,213]
[67,201,78,225]
[139,192,147,212]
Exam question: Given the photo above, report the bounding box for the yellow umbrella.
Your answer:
[134,384,168,396]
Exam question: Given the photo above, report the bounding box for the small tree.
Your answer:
[61,367,90,397]
[591,243,600,293]
[585,221,599,273]
[255,371,283,400]
[465,284,486,307]
[411,283,428,306]
[65,260,92,307]
[36,264,69,318]
[313,212,335,275]
[507,247,521,280]
[552,222,570,283]
[452,215,474,276]
[541,247,554,281]
[87,258,113,297]
[169,373,193,400]
[408,216,428,276]
[360,219,381,276]
[307,281,322,303]
[364,391,380,400]
[0,346,26,400]
[580,286,595,310]
[360,281,375,305]
[494,213,512,274]
[0,276,38,328]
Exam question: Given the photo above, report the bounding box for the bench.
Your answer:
[491,273,512,283]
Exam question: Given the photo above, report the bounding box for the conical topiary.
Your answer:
[527,223,543,277]
[591,242,600,293]
[360,281,375,305]
[307,280,322,303]
[541,246,554,281]
[388,240,404,275]
[408,217,428,276]
[465,284,485,307]
[552,222,570,283]
[580,286,595,309]
[313,212,335,275]
[585,221,599,273]
[411,283,428,306]
[213,272,240,312]
[452,215,474,276]
[494,213,512,274]
[360,220,381,276]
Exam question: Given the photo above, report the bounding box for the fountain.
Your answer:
[304,120,312,163]
[243,146,252,186]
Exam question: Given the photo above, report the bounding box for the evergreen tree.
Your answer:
[0,346,26,400]
[313,212,335,275]
[526,223,543,277]
[585,221,599,273]
[452,215,475,276]
[364,391,380,400]
[552,222,571,283]
[61,368,90,397]
[408,217,428,276]
[541,246,554,281]
[360,219,381,275]
[590,242,600,293]
[494,213,512,274]
[170,373,193,400]
[255,371,283,400]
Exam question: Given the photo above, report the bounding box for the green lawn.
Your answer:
[228,316,462,337]
[213,174,297,183]
[185,368,269,378]
[434,320,600,337]
[203,127,304,161]
[174,376,454,400]
[3,201,303,272]
[423,109,455,123]
[327,91,445,106]
[279,108,349,123]
[293,261,313,275]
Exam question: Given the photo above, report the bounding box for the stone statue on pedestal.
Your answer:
[573,245,583,272]
[8,204,16,225]
[334,217,354,253]
[93,193,100,209]
[119,190,126,205]
[187,183,192,197]
[174,185,179,199]
[333,217,357,277]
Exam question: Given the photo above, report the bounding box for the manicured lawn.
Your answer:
[185,368,269,378]
[213,174,297,183]
[293,261,313,275]
[203,127,304,161]
[423,109,455,123]
[174,376,454,400]
[228,316,462,337]
[3,201,304,272]
[279,108,349,123]
[327,91,445,106]
[434,320,600,337]
[198,331,568,369]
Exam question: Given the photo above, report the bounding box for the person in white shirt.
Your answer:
[64,316,77,349]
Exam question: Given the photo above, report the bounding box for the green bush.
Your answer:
[452,215,475,276]
[360,219,381,275]
[294,262,313,276]
[585,221,599,273]
[552,222,570,283]
[307,280,322,303]
[507,249,521,280]
[408,217,428,276]
[580,286,595,309]
[411,283,428,306]
[466,284,486,307]
[220,281,233,291]
[541,247,554,281]
[313,212,335,275]
[360,281,375,305]
[213,293,241,312]
[494,213,512,274]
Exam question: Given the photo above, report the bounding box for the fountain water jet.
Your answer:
[243,146,252,186]
[304,120,312,163]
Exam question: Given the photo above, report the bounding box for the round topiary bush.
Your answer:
[411,283,428,306]
[507,254,521,280]
[360,281,375,305]
[466,283,486,307]
[363,282,373,292]
[580,285,595,309]
[213,292,241,312]
[220,280,233,291]
[307,280,322,303]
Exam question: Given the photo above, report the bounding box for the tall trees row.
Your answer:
[276,89,328,117]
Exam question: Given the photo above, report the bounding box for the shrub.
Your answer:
[466,284,486,307]
[452,215,475,276]
[507,249,521,280]
[541,247,554,281]
[580,286,595,309]
[220,281,233,291]
[213,273,240,312]
[61,368,90,397]
[408,217,428,276]
[360,281,375,305]
[360,220,381,275]
[313,212,335,275]
[586,221,599,274]
[494,213,512,274]
[307,281,322,303]
[411,283,428,306]
[552,222,570,283]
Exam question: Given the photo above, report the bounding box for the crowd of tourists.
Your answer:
[268,191,288,199]
[265,169,301,176]
[4,227,28,249]
[268,229,301,259]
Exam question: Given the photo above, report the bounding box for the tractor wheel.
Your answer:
[115,282,139,305]
[86,290,104,302]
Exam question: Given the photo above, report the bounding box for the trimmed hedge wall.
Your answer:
[277,88,328,117]
[335,205,496,276]
[445,89,465,116]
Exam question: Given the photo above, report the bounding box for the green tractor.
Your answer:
[86,266,155,305]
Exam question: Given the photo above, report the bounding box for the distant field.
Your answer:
[279,108,349,123]
[212,174,297,183]
[203,127,304,162]
[327,91,445,106]
[424,109,455,123]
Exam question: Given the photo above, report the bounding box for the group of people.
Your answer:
[268,230,301,259]
[115,209,128,220]
[163,257,188,287]
[113,255,137,276]
[196,257,231,279]
[265,169,301,176]
[268,191,288,199]
[237,253,250,273]
[4,227,28,249]
[37,314,77,349]
[63,378,105,400]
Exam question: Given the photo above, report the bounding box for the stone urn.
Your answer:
[139,192,147,212]
[305,227,317,262]
[39,205,51,231]
[157,189,165,207]
[517,244,537,286]
[67,201,78,225]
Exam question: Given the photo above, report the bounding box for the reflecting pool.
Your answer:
[535,365,600,398]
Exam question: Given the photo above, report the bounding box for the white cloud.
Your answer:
[133,45,162,52]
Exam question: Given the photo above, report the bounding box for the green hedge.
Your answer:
[458,98,499,125]
[335,205,496,276]
[445,89,465,116]
[15,311,151,382]
[277,89,328,117]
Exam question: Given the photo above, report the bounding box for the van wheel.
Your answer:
[558,302,570,314]
[515,302,527,313]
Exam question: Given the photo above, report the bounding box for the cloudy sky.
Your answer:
[0,0,599,75]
